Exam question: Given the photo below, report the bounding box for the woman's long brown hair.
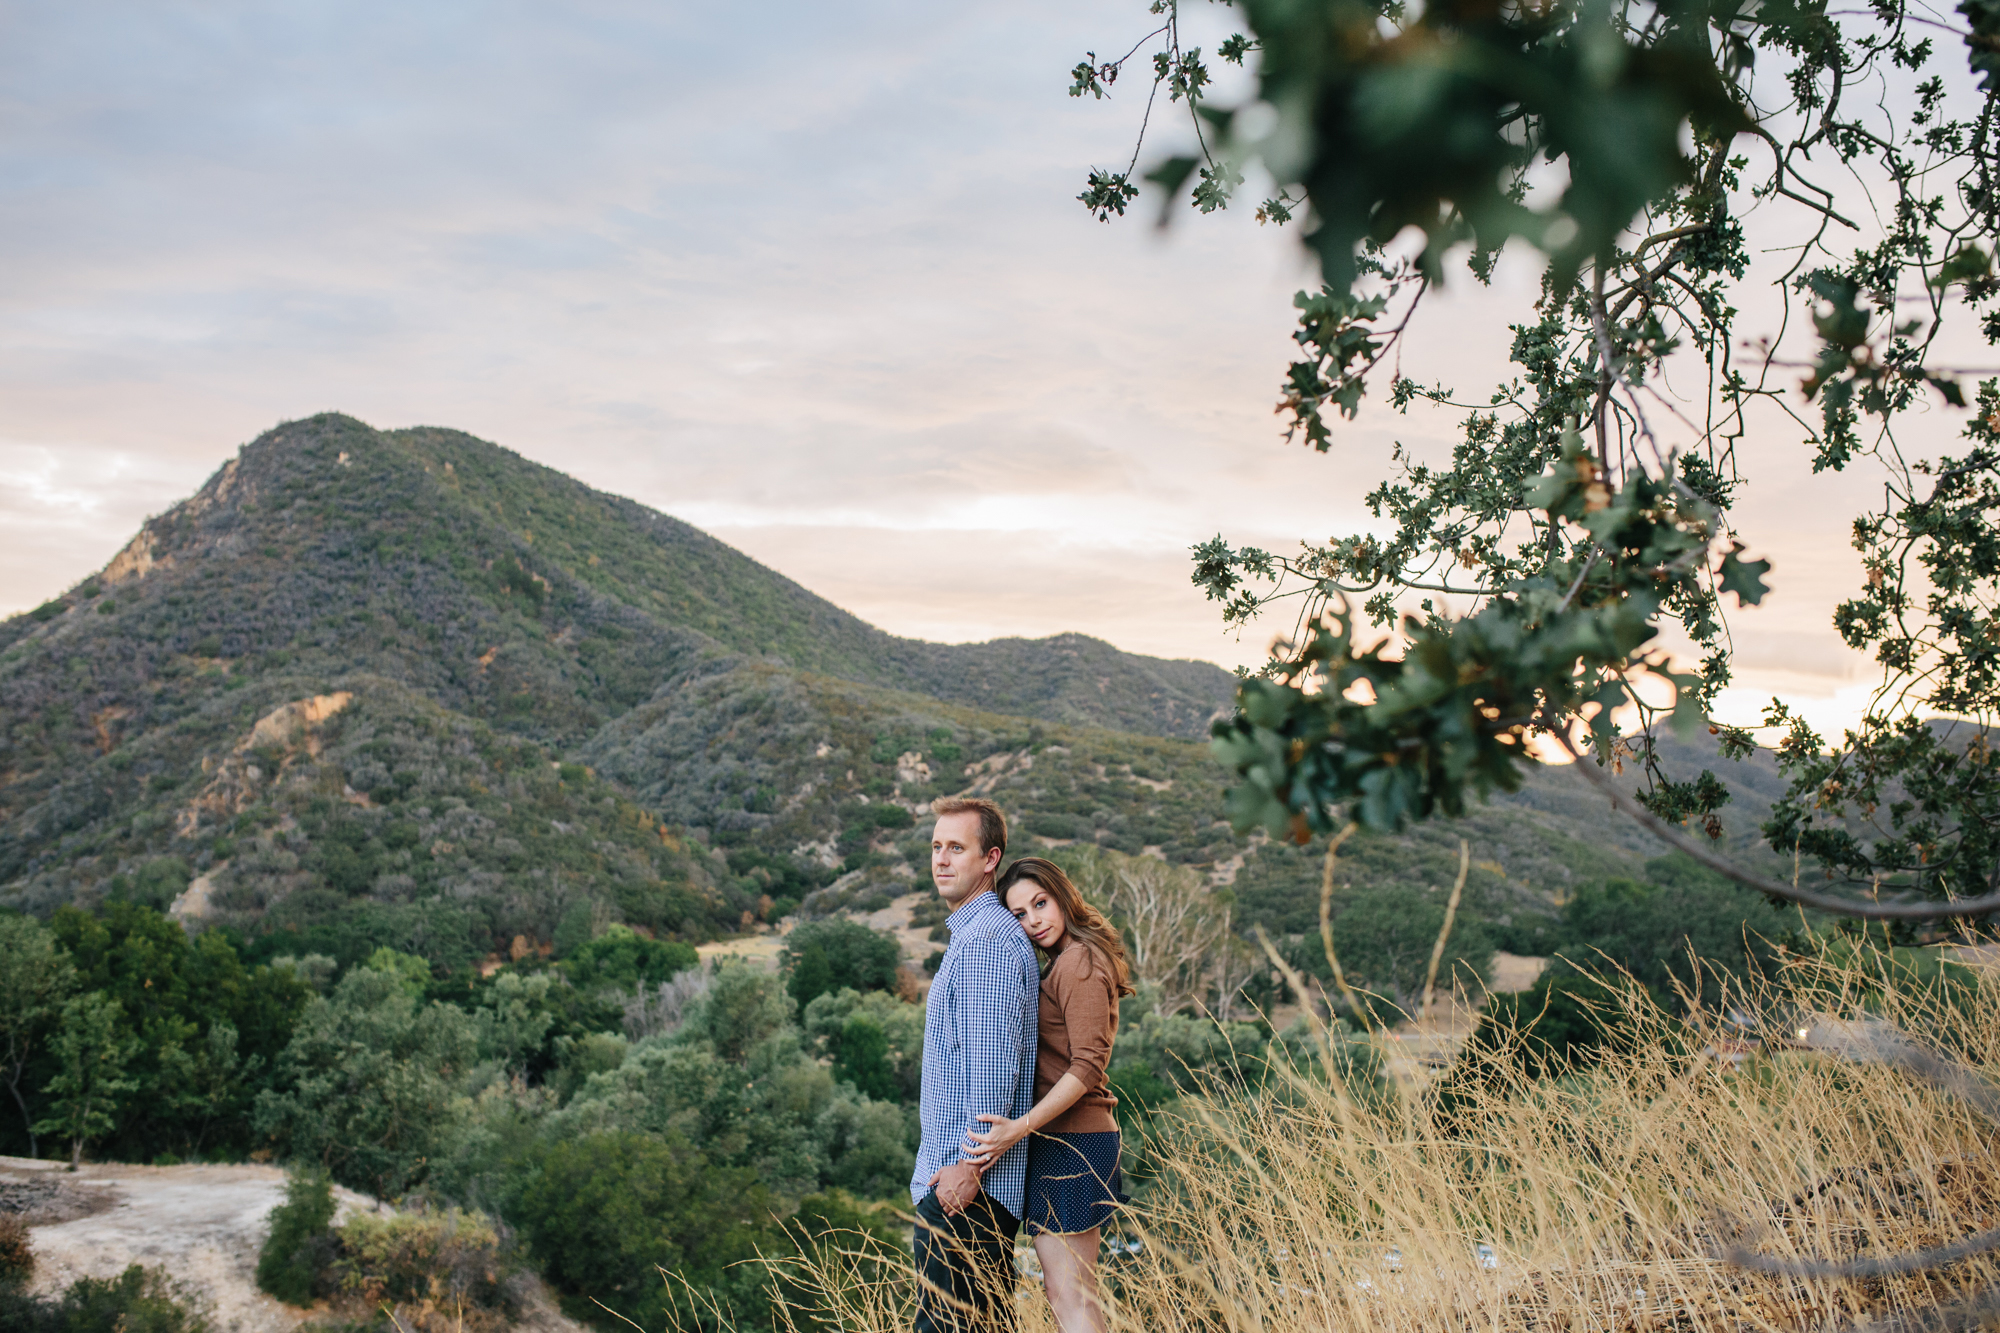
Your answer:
[996,857,1135,997]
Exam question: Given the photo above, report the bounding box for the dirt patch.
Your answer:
[8,1158,365,1332]
[1488,951,1549,993]
[2,1157,583,1333]
[242,692,351,755]
[169,866,226,924]
[102,529,168,586]
[1953,942,2000,971]
[861,891,943,975]
[697,930,787,972]
[0,1168,115,1224]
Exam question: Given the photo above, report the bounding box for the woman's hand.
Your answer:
[963,1112,1030,1167]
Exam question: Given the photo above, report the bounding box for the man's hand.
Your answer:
[928,1160,982,1216]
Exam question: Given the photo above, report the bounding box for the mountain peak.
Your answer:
[73,414,1235,737]
[0,415,1236,916]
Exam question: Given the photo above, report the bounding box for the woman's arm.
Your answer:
[962,1072,1090,1166]
[964,950,1115,1166]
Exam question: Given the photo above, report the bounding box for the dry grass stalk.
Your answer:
[1315,824,1366,1026]
[1419,840,1472,1028]
[772,941,2000,1333]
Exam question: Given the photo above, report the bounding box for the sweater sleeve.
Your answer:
[1051,949,1115,1091]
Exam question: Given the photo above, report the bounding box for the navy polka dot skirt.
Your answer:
[1023,1131,1128,1236]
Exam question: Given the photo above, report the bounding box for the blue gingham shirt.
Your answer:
[910,888,1040,1219]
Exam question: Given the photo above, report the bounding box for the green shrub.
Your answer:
[836,800,915,834]
[129,857,190,908]
[1553,858,1789,999]
[677,962,793,1062]
[763,1192,910,1325]
[335,1206,514,1313]
[551,1030,629,1101]
[551,901,593,957]
[253,961,477,1199]
[1105,1060,1174,1127]
[513,1131,776,1323]
[834,1016,896,1101]
[492,553,545,606]
[781,919,901,1014]
[0,1289,51,1333]
[562,924,698,993]
[1026,811,1084,839]
[0,1265,211,1333]
[802,988,924,1104]
[255,1170,338,1305]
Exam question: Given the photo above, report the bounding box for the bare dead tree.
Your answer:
[620,966,709,1042]
[1062,847,1238,1014]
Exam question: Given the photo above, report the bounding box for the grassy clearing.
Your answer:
[760,941,2000,1333]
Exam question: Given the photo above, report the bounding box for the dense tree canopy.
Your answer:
[780,917,903,1014]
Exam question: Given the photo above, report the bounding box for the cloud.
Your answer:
[0,437,211,606]
[0,0,1968,740]
[706,522,1266,670]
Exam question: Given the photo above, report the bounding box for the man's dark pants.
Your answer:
[913,1188,1019,1333]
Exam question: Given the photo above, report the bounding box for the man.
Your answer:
[911,796,1039,1333]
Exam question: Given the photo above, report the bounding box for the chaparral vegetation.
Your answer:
[12,0,2000,1322]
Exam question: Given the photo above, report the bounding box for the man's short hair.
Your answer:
[932,796,1007,857]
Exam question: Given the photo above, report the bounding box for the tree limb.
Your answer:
[1554,734,2000,919]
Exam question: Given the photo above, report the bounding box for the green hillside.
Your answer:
[0,412,1784,982]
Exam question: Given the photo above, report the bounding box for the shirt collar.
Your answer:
[944,887,1003,934]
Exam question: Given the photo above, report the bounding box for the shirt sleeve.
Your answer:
[1050,950,1114,1091]
[950,931,1033,1163]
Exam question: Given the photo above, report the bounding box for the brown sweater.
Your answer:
[1035,939,1120,1135]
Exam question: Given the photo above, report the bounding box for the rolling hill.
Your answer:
[0,413,1785,977]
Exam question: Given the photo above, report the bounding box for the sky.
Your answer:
[0,0,1979,740]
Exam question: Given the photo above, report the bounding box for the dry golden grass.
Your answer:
[766,940,2000,1333]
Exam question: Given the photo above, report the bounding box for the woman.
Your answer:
[963,857,1134,1333]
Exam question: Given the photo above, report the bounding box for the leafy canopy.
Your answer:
[780,918,903,1015]
[1075,0,2000,924]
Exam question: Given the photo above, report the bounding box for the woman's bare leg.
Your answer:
[1035,1228,1105,1333]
